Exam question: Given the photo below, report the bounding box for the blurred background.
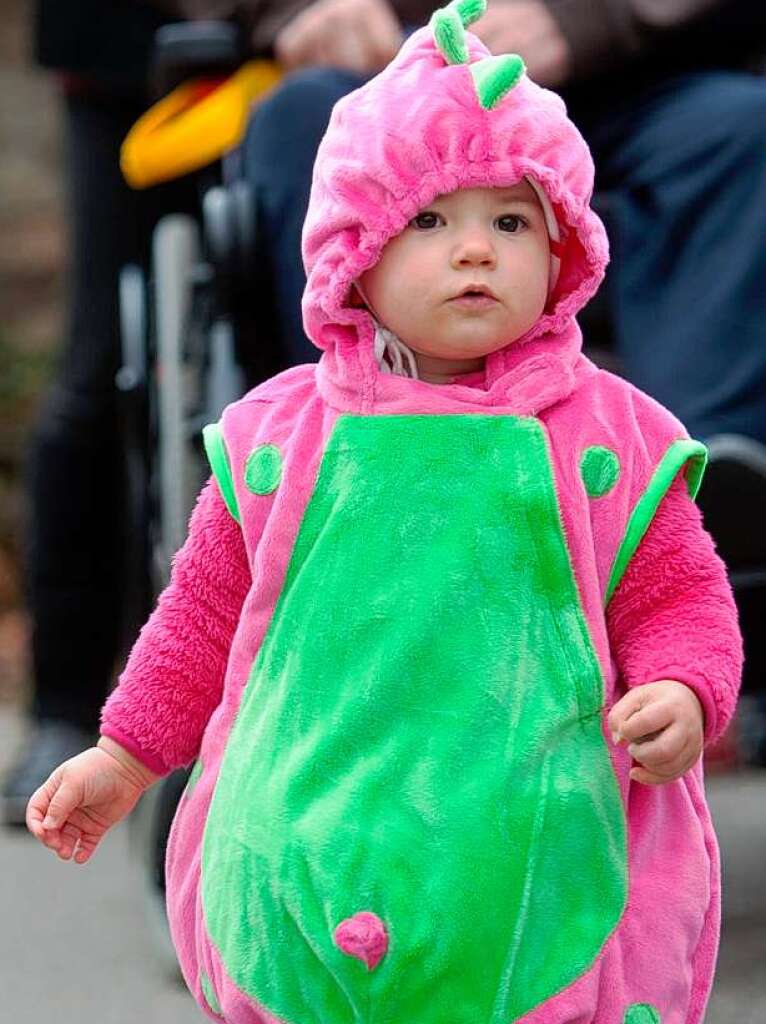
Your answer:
[1,0,765,1020]
[0,0,60,710]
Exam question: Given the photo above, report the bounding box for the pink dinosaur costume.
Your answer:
[101,2,742,1021]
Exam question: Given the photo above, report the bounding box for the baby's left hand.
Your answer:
[607,680,705,785]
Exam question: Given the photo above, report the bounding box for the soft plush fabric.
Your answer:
[101,473,738,776]
[101,4,741,1021]
[101,477,250,777]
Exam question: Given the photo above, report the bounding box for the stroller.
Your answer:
[116,18,281,973]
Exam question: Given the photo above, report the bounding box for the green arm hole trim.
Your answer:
[624,1004,661,1024]
[605,438,708,606]
[470,54,526,109]
[200,970,222,1016]
[185,758,203,799]
[202,422,241,525]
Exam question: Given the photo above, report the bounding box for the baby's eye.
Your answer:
[496,214,527,233]
[410,211,443,230]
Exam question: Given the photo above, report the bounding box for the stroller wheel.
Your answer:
[152,214,206,583]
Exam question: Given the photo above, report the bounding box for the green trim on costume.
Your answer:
[605,439,708,605]
[200,971,222,1016]
[185,759,203,798]
[470,54,526,109]
[244,444,283,495]
[581,445,621,498]
[202,422,241,525]
[624,1004,661,1024]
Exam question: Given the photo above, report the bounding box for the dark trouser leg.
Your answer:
[576,71,766,444]
[242,67,369,368]
[25,91,195,729]
[572,72,766,700]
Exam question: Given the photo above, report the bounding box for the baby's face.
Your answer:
[359,182,551,366]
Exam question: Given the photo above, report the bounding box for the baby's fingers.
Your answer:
[616,701,673,745]
[629,764,675,786]
[27,768,83,843]
[629,729,699,783]
[41,775,84,832]
[50,821,83,861]
[47,817,101,864]
[26,771,62,839]
[608,686,650,740]
[628,723,685,766]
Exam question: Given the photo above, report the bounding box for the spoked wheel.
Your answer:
[117,263,153,632]
[152,214,208,587]
[126,199,248,982]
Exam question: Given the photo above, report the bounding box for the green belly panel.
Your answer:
[201,414,627,1023]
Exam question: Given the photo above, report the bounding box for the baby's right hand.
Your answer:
[26,739,158,864]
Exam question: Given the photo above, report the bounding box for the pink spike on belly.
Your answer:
[333,911,389,971]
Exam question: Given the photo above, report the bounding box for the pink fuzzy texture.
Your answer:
[100,478,250,774]
[98,17,742,1023]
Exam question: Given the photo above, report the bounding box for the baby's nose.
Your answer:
[453,235,496,267]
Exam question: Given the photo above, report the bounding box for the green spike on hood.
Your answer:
[431,0,485,65]
[453,0,486,25]
[430,0,525,108]
[432,6,469,65]
[470,54,526,109]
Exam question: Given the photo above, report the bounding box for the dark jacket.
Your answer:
[248,0,765,79]
[36,0,764,94]
[34,1,173,95]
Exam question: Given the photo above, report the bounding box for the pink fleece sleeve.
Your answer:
[100,478,250,775]
[606,475,743,746]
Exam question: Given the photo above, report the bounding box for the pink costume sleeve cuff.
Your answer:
[99,725,174,778]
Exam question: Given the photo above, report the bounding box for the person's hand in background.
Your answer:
[275,0,403,74]
[472,0,572,88]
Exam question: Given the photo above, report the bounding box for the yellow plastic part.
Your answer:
[121,60,282,189]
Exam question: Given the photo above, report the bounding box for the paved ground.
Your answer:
[1,705,764,1022]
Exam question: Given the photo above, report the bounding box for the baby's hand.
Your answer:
[607,680,704,785]
[26,738,158,864]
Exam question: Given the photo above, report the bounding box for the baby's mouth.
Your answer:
[449,285,499,309]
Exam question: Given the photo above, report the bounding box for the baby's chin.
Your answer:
[404,332,522,363]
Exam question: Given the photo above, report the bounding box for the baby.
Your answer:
[28,2,741,1022]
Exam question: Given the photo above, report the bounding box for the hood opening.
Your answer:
[348,176,578,381]
[545,200,588,315]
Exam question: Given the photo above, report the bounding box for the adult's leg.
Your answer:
[24,93,138,732]
[576,71,766,445]
[3,90,196,822]
[242,67,369,368]
[573,71,766,716]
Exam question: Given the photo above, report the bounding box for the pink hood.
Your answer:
[301,13,610,415]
